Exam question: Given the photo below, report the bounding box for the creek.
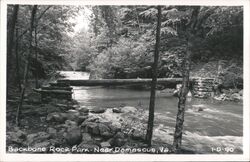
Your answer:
[59,71,243,154]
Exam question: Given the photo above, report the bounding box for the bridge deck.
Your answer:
[57,78,198,87]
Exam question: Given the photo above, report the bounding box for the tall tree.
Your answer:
[172,6,200,153]
[145,6,162,146]
[15,27,21,92]
[7,5,19,85]
[16,5,38,126]
[34,12,38,88]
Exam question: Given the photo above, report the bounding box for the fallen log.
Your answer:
[57,78,193,87]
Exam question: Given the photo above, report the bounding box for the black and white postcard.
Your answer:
[0,0,249,161]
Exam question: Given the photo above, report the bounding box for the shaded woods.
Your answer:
[6,4,243,153]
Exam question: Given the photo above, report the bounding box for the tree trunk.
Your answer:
[172,41,192,153]
[172,6,200,153]
[145,6,162,147]
[35,21,38,88]
[16,5,38,126]
[15,27,21,92]
[7,5,19,85]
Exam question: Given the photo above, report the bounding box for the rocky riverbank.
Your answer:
[160,87,243,102]
[6,89,175,154]
[213,89,243,102]
[6,77,242,154]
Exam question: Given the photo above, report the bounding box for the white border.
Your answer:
[0,0,249,161]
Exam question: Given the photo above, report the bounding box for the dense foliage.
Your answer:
[7,5,81,86]
[72,6,243,88]
[7,5,243,89]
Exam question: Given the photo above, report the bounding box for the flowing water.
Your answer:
[60,71,243,154]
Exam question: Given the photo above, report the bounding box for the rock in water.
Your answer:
[230,93,242,101]
[64,127,82,146]
[198,107,204,112]
[90,108,106,114]
[79,107,89,113]
[112,108,123,113]
[192,105,205,112]
[122,106,137,113]
[77,116,88,125]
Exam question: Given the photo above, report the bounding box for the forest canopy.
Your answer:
[74,6,243,88]
[7,5,243,88]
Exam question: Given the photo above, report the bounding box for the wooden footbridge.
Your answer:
[35,78,215,101]
[57,78,187,87]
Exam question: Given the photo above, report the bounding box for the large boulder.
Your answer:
[108,122,122,134]
[6,129,27,145]
[81,122,99,135]
[65,120,78,128]
[66,109,80,121]
[111,132,127,147]
[78,107,89,113]
[112,108,123,113]
[81,133,92,142]
[230,93,242,101]
[122,106,137,113]
[98,123,113,138]
[64,127,82,146]
[192,105,206,112]
[47,112,67,123]
[90,108,106,114]
[131,129,145,141]
[24,132,51,146]
[76,116,88,125]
